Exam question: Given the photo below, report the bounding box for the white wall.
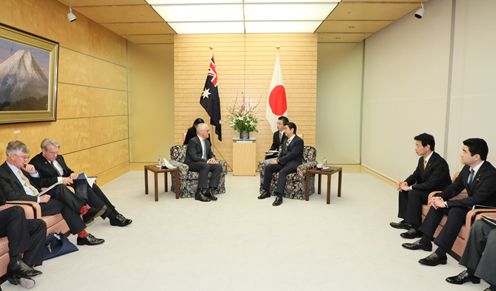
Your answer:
[361,0,453,180]
[317,42,363,164]
[445,0,496,171]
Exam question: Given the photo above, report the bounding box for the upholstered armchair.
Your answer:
[169,145,228,198]
[258,146,317,199]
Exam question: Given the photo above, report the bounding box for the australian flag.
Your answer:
[200,56,222,141]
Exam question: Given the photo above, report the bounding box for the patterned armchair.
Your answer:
[170,145,228,198]
[258,146,317,199]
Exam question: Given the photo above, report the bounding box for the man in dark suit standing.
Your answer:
[390,133,451,239]
[403,138,496,266]
[259,122,304,207]
[29,138,132,227]
[265,116,288,159]
[1,193,45,288]
[0,140,104,246]
[184,123,222,202]
[445,219,496,290]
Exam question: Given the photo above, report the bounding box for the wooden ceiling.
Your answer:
[57,0,426,44]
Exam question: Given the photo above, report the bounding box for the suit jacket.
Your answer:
[278,135,304,167]
[29,153,73,188]
[0,162,41,202]
[270,130,287,151]
[440,161,496,209]
[184,136,215,165]
[404,152,452,192]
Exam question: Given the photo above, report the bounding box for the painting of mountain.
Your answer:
[0,45,49,111]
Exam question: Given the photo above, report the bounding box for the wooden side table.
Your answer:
[144,165,180,202]
[305,167,342,204]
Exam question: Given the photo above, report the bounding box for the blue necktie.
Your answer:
[467,169,475,185]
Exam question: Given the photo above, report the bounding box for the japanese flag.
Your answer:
[265,54,287,132]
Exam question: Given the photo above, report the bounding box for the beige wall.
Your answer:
[0,0,129,184]
[361,0,453,181]
[317,42,363,164]
[128,43,175,166]
[174,34,317,168]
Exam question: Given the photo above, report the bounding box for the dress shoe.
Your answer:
[390,220,412,230]
[402,239,432,251]
[446,270,480,285]
[258,192,271,199]
[83,205,107,224]
[109,213,133,227]
[272,197,283,206]
[7,274,36,289]
[400,228,423,239]
[204,188,218,201]
[77,233,105,246]
[8,258,42,277]
[419,252,447,266]
[194,191,210,202]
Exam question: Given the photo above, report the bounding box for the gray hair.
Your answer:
[40,138,60,150]
[6,140,29,157]
[196,123,209,133]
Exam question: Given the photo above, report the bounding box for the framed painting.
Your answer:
[0,23,58,124]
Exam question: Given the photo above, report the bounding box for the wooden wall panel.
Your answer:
[174,34,317,168]
[0,0,129,184]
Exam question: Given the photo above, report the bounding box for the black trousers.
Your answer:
[262,163,298,197]
[77,182,116,218]
[43,184,86,234]
[188,162,222,189]
[419,206,469,254]
[0,206,46,267]
[398,190,430,228]
[460,220,496,286]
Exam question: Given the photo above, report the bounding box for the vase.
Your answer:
[240,131,250,140]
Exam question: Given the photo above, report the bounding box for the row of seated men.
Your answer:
[0,138,133,289]
[389,133,496,290]
[182,116,303,207]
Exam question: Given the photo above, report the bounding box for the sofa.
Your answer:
[258,146,317,199]
[0,201,69,278]
[170,145,228,198]
[421,192,496,259]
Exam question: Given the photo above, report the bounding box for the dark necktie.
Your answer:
[467,169,475,186]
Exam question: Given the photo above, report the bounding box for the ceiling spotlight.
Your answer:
[67,6,77,22]
[414,3,424,19]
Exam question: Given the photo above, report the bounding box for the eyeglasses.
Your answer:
[15,154,29,160]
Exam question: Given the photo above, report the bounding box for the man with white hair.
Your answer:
[184,123,222,202]
[0,140,104,246]
[29,138,132,227]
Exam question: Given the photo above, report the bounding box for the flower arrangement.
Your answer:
[227,98,259,134]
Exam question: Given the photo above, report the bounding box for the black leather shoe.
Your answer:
[272,197,283,206]
[195,190,210,202]
[446,270,480,285]
[77,233,105,246]
[390,220,411,230]
[8,258,42,277]
[258,192,271,199]
[109,213,132,227]
[402,239,432,251]
[419,252,447,266]
[400,228,423,239]
[204,188,218,201]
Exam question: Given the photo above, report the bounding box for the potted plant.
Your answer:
[228,100,258,139]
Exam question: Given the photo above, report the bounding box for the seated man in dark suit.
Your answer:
[445,219,496,291]
[402,138,496,266]
[30,138,132,227]
[390,133,451,239]
[265,116,288,159]
[184,123,222,202]
[1,193,45,288]
[258,122,304,207]
[0,140,104,246]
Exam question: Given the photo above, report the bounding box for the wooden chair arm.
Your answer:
[465,208,496,229]
[5,201,42,219]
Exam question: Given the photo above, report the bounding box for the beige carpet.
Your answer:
[2,171,488,290]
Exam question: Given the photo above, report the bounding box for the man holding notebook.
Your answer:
[29,138,132,227]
